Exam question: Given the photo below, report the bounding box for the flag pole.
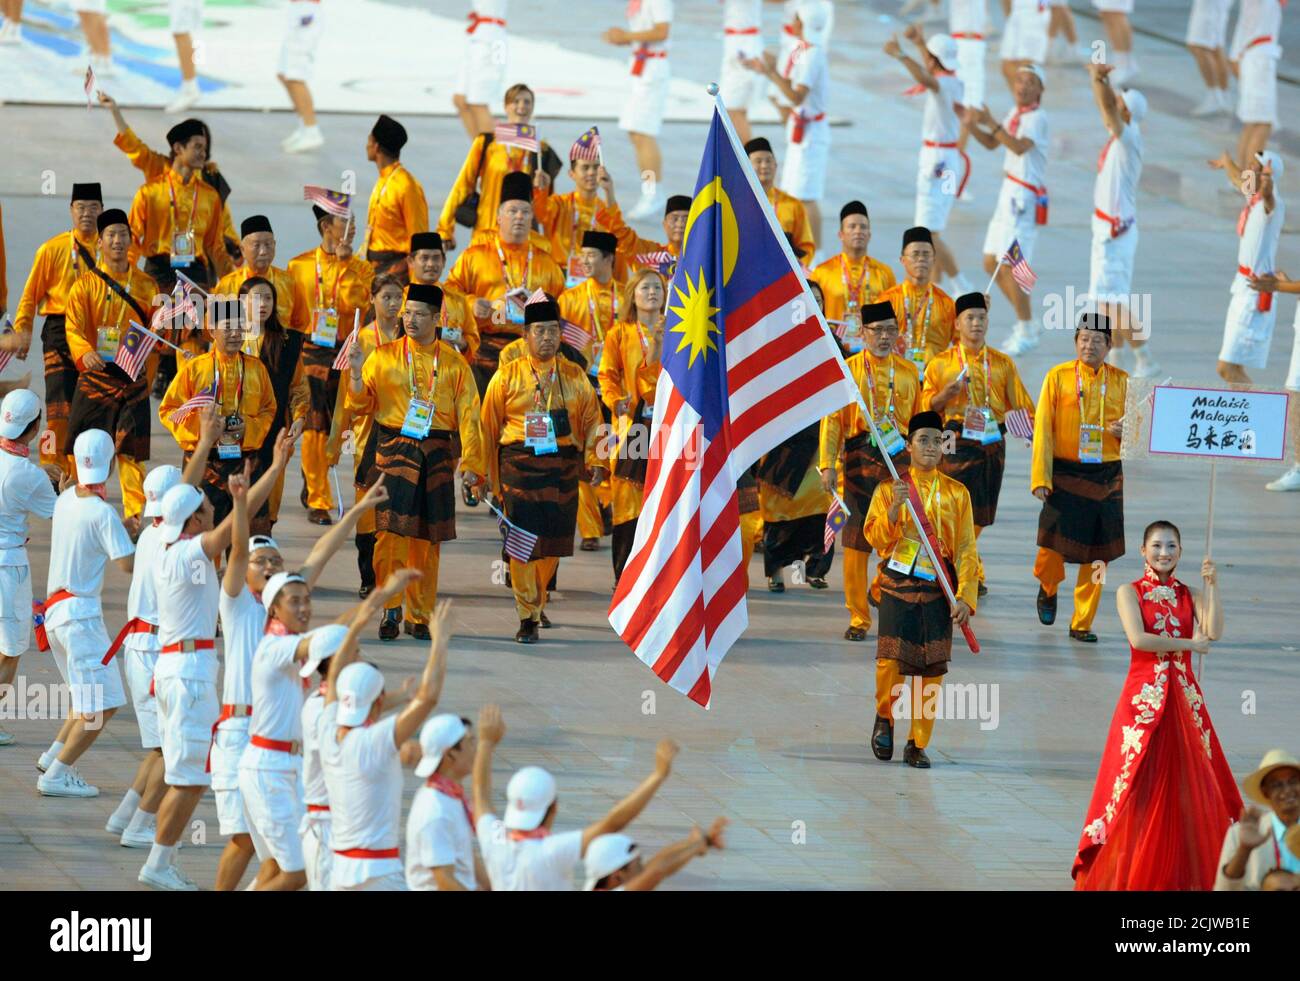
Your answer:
[709,83,977,654]
[128,320,188,356]
[983,257,1004,297]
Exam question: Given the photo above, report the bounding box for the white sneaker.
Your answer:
[0,21,21,44]
[120,824,157,849]
[36,751,54,772]
[283,126,325,154]
[165,81,201,114]
[38,768,100,798]
[105,812,129,835]
[628,189,664,222]
[138,863,199,891]
[92,55,118,79]
[1191,93,1221,117]
[1003,327,1039,356]
[0,728,14,746]
[1265,464,1300,492]
[280,125,304,149]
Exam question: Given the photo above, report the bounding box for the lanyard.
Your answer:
[366,163,402,249]
[214,355,245,416]
[586,278,617,341]
[1074,361,1107,429]
[100,270,127,328]
[496,241,533,293]
[863,355,895,419]
[167,174,200,237]
[529,359,558,412]
[903,286,933,353]
[404,336,440,402]
[69,231,96,277]
[634,317,655,357]
[315,251,344,313]
[571,197,594,245]
[906,473,942,538]
[959,344,992,408]
[840,254,869,308]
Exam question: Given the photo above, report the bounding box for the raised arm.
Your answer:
[298,477,389,588]
[580,739,679,855]
[1193,559,1224,642]
[323,568,423,706]
[1117,583,1212,655]
[222,467,251,598]
[621,818,728,892]
[392,599,452,748]
[201,428,294,559]
[472,703,505,822]
[182,404,223,487]
[1088,64,1125,137]
[884,33,937,92]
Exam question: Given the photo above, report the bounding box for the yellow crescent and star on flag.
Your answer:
[667,177,739,369]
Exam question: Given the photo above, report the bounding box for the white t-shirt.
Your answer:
[1093,122,1142,226]
[1234,194,1287,292]
[125,521,165,625]
[949,0,987,35]
[476,814,583,891]
[629,0,673,53]
[1002,105,1049,188]
[301,689,329,806]
[1230,0,1282,60]
[406,783,477,890]
[922,73,964,145]
[241,632,305,771]
[45,489,134,624]
[218,586,266,726]
[153,535,220,684]
[785,42,828,122]
[0,450,57,561]
[723,0,761,31]
[321,702,403,886]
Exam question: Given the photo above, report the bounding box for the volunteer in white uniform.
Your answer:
[1046,0,1086,65]
[886,27,973,296]
[454,1,509,138]
[105,464,181,849]
[1000,0,1050,92]
[1186,0,1234,116]
[1093,0,1138,84]
[1247,270,1300,491]
[1213,149,1286,385]
[605,0,674,221]
[472,703,679,890]
[1088,65,1157,378]
[745,0,833,252]
[71,0,114,78]
[719,0,765,145]
[0,391,60,749]
[584,818,728,890]
[320,581,443,891]
[967,63,1049,355]
[1229,0,1282,166]
[950,0,988,110]
[164,0,203,114]
[278,0,326,153]
[38,429,133,799]
[406,713,487,890]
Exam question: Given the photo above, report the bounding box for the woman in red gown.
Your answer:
[1072,520,1242,890]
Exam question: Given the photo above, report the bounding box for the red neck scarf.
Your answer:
[1007,103,1038,136]
[1097,136,1115,174]
[0,437,30,458]
[78,483,108,502]
[428,774,474,826]
[265,618,293,636]
[507,826,550,842]
[1237,194,1260,237]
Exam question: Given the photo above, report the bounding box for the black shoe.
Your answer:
[903,740,931,769]
[807,577,828,590]
[461,482,480,507]
[404,621,431,641]
[515,619,538,644]
[871,715,894,761]
[1069,629,1098,643]
[767,575,784,593]
[378,609,401,642]
[358,584,372,600]
[300,484,309,509]
[538,611,552,629]
[977,582,988,597]
[579,537,600,551]
[308,508,333,526]
[1036,586,1057,626]
[844,626,867,642]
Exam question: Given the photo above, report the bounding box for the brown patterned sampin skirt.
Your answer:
[368,425,458,543]
[939,421,1006,528]
[843,433,907,552]
[301,339,341,434]
[499,442,581,559]
[1036,458,1125,564]
[41,315,78,425]
[877,562,955,676]
[65,367,151,462]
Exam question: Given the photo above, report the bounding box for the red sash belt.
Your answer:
[44,588,76,611]
[466,13,505,33]
[1093,207,1132,239]
[33,600,50,652]
[160,638,215,654]
[725,27,759,35]
[631,46,667,76]
[307,803,331,813]
[1238,264,1274,312]
[791,111,826,145]
[102,617,158,666]
[951,32,984,40]
[1004,173,1048,224]
[1245,35,1274,53]
[206,703,253,772]
[250,733,301,755]
[924,143,972,198]
[334,847,399,859]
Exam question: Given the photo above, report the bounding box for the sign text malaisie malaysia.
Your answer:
[1148,385,1291,461]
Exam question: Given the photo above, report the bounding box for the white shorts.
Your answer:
[155,674,218,787]
[1093,0,1133,11]
[456,35,507,105]
[1219,288,1278,369]
[278,1,323,83]
[240,765,306,871]
[301,811,333,891]
[982,179,1039,263]
[779,130,830,201]
[955,37,986,111]
[210,727,250,835]
[1089,221,1139,299]
[914,147,967,231]
[1186,0,1231,49]
[1286,303,1300,391]
[49,617,127,716]
[70,0,106,13]
[168,0,203,34]
[333,869,408,891]
[1237,47,1279,126]
[719,37,764,110]
[123,641,161,749]
[0,563,34,659]
[1001,9,1050,63]
[618,60,670,137]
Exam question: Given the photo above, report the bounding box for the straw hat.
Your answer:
[1242,749,1300,805]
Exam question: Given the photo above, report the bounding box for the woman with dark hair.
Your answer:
[239,276,306,532]
[1072,519,1242,890]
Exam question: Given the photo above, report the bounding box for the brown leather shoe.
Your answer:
[378,609,400,642]
[871,715,894,761]
[579,537,600,551]
[404,621,431,640]
[843,626,867,642]
[515,619,538,644]
[904,740,931,769]
[308,508,333,526]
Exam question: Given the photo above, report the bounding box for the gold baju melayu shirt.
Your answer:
[63,265,156,371]
[921,343,1035,426]
[765,186,816,262]
[436,138,547,240]
[819,351,921,471]
[1031,360,1129,493]
[158,349,276,452]
[444,236,566,340]
[213,265,305,333]
[364,162,430,255]
[287,247,375,343]
[808,253,897,323]
[13,228,100,342]
[878,281,956,368]
[127,168,227,275]
[560,276,622,373]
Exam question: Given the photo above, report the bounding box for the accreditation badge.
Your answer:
[95,325,120,362]
[641,402,654,420]
[170,230,196,267]
[589,341,603,377]
[505,288,528,325]
[980,408,1003,445]
[912,545,938,582]
[907,347,926,371]
[401,398,434,439]
[873,417,906,457]
[887,537,920,576]
[1078,424,1104,464]
[565,255,588,289]
[441,326,464,348]
[216,441,242,461]
[524,411,558,455]
[312,309,339,348]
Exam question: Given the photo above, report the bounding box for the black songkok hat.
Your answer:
[406,283,443,311]
[955,292,987,316]
[581,230,618,255]
[96,208,129,233]
[500,170,533,204]
[839,200,868,223]
[208,298,244,328]
[902,226,934,248]
[166,118,206,148]
[665,195,692,217]
[1077,311,1112,337]
[410,232,443,253]
[524,294,560,325]
[744,137,774,156]
[860,301,896,327]
[71,183,103,204]
[372,114,408,155]
[311,206,328,224]
[240,215,273,237]
[907,410,945,437]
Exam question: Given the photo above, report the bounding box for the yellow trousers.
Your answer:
[41,418,69,474]
[1034,547,1105,631]
[512,556,559,621]
[577,482,604,540]
[843,548,873,630]
[974,525,986,584]
[119,455,144,520]
[374,534,439,623]
[301,430,334,511]
[875,659,942,749]
[740,511,762,587]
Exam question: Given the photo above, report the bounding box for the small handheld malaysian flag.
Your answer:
[84,64,95,109]
[487,500,538,562]
[303,185,352,218]
[634,250,676,278]
[1005,407,1034,442]
[824,492,848,554]
[332,310,361,370]
[0,317,16,374]
[167,380,218,425]
[495,122,540,153]
[114,321,161,382]
[1002,239,1037,294]
[571,126,602,163]
[561,320,591,352]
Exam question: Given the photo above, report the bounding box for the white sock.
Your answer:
[145,843,175,872]
[126,807,153,834]
[1016,318,1034,334]
[301,124,322,136]
[111,788,141,825]
[46,759,69,779]
[44,739,64,761]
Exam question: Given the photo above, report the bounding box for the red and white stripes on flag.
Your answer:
[167,383,217,425]
[0,317,15,374]
[84,64,95,109]
[332,311,361,370]
[495,122,540,153]
[824,492,848,553]
[113,322,161,382]
[303,185,352,218]
[1002,238,1037,294]
[1005,407,1034,441]
[561,320,591,351]
[486,500,538,562]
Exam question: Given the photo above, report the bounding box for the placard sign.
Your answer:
[1147,385,1290,461]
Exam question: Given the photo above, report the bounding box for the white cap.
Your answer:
[583,834,640,890]
[0,389,41,440]
[142,465,182,518]
[72,429,115,485]
[925,33,957,69]
[414,714,469,778]
[1257,150,1286,181]
[299,623,348,679]
[336,661,384,727]
[504,766,557,831]
[158,484,205,545]
[1016,62,1045,82]
[249,534,281,554]
[1119,88,1147,125]
[262,571,307,614]
[795,0,833,42]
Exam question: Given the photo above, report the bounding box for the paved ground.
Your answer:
[1,0,1298,891]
